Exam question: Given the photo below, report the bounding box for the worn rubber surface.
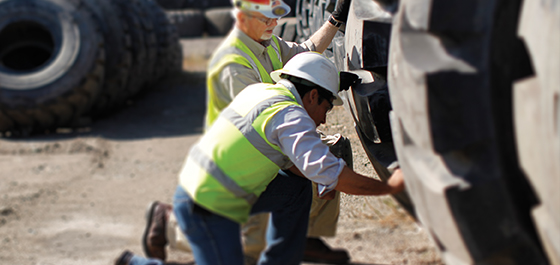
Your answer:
[514,1,560,264]
[166,9,205,38]
[273,17,298,42]
[83,0,132,117]
[388,0,550,263]
[0,0,105,136]
[204,7,234,36]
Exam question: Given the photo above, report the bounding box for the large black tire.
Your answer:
[182,0,230,9]
[388,0,549,263]
[273,17,298,42]
[142,0,183,84]
[514,1,560,263]
[82,0,133,117]
[155,0,185,10]
[204,7,234,36]
[166,9,205,38]
[112,0,152,103]
[295,0,313,41]
[0,0,105,136]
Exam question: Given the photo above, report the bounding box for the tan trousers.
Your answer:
[166,188,340,261]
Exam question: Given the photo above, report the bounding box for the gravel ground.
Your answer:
[0,37,443,265]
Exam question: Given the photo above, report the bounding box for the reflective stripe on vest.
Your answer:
[189,145,259,205]
[181,84,298,223]
[206,36,283,129]
[220,95,293,169]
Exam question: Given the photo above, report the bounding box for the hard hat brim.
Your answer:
[235,0,291,19]
[271,69,343,106]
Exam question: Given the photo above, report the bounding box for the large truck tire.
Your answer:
[155,0,184,10]
[295,0,313,41]
[0,0,105,136]
[387,0,549,263]
[166,9,205,38]
[514,1,560,264]
[204,7,234,36]
[182,0,231,9]
[142,0,183,85]
[113,0,153,104]
[273,17,298,42]
[82,0,132,117]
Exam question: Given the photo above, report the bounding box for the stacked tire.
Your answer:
[156,0,234,38]
[0,0,182,136]
[157,0,299,41]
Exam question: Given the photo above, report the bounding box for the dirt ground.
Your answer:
[0,38,443,265]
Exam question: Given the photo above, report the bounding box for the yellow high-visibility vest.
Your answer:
[180,83,299,223]
[206,35,283,129]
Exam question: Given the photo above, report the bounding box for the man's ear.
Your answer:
[309,89,320,104]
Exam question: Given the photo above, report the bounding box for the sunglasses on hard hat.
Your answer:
[244,12,279,26]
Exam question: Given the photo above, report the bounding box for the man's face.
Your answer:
[304,89,334,127]
[239,11,278,42]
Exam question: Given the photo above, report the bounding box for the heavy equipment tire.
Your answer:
[204,7,234,36]
[514,1,560,264]
[182,0,230,9]
[166,9,205,38]
[134,0,160,91]
[113,0,151,103]
[155,0,185,10]
[273,17,298,42]
[0,0,104,136]
[295,0,313,41]
[144,0,183,84]
[82,0,132,117]
[388,0,549,263]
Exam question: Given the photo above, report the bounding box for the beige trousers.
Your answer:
[166,188,340,261]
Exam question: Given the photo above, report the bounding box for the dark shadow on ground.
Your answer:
[3,70,207,142]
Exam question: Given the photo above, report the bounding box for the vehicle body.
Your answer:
[297,0,559,264]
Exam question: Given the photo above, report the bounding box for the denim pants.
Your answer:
[129,169,312,265]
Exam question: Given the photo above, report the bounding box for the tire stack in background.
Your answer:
[0,0,182,137]
[157,0,299,41]
[157,0,234,38]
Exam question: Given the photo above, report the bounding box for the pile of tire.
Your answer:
[156,0,235,38]
[156,0,299,41]
[0,0,182,136]
[294,0,343,57]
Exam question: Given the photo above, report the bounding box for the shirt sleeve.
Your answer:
[276,37,317,64]
[265,105,345,195]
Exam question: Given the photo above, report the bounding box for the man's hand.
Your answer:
[387,168,405,194]
[331,0,352,23]
[318,189,337,200]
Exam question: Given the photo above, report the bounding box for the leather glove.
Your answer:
[331,0,352,23]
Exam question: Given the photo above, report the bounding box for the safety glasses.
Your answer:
[244,12,279,26]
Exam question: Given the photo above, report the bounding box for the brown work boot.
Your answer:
[142,201,172,261]
[114,250,133,265]
[303,237,350,264]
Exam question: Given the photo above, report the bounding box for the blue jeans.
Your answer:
[129,170,312,265]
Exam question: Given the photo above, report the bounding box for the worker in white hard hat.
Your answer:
[136,0,357,264]
[116,52,404,265]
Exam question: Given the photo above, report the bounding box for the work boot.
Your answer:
[114,250,133,265]
[303,237,350,264]
[142,201,172,261]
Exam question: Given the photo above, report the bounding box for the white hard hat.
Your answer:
[231,0,291,19]
[271,52,342,105]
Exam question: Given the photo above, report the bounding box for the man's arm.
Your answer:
[308,22,340,54]
[308,0,351,53]
[335,167,404,195]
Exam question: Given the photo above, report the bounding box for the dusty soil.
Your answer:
[0,38,443,265]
